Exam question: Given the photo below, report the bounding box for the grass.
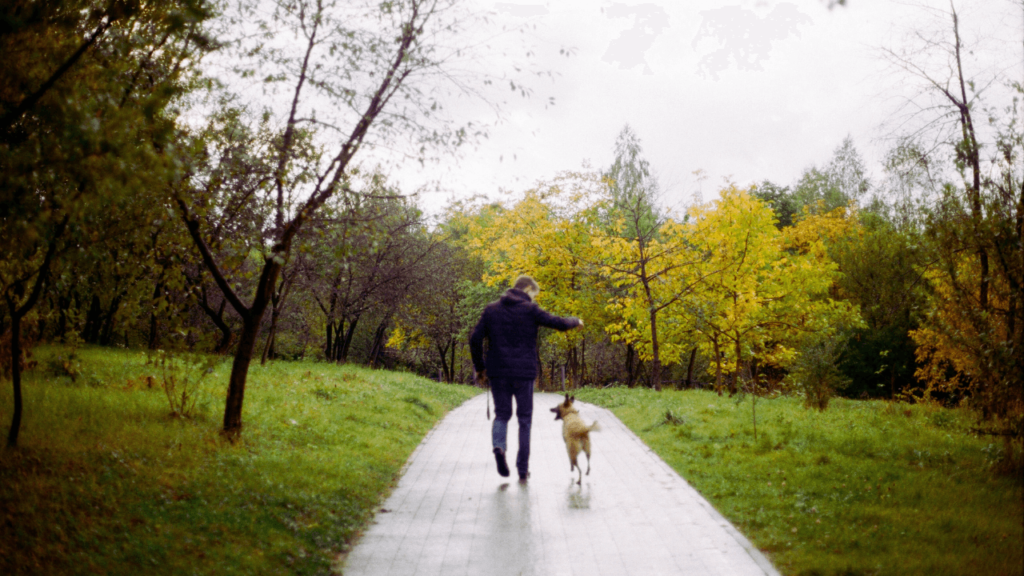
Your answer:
[0,345,478,576]
[573,386,1024,576]
[4,347,1021,576]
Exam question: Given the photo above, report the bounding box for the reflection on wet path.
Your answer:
[342,392,780,576]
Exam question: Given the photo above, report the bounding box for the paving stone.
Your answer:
[342,392,780,576]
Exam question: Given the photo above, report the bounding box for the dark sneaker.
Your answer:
[493,448,510,477]
[518,471,530,483]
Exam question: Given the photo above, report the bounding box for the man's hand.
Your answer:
[475,370,488,387]
[576,318,585,329]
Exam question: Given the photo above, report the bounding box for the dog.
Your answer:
[550,394,600,485]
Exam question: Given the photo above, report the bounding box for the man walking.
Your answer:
[470,275,583,482]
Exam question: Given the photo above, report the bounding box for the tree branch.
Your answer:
[0,17,114,136]
[175,197,250,319]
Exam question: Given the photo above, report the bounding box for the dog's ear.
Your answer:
[564,393,570,402]
[569,395,575,404]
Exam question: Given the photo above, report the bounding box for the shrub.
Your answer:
[148,350,220,418]
[788,334,851,411]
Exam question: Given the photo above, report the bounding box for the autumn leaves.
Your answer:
[457,177,863,392]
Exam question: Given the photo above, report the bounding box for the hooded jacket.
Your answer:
[469,288,581,380]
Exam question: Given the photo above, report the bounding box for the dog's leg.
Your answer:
[583,436,591,475]
[568,444,582,484]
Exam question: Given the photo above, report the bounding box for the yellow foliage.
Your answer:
[463,180,865,387]
[783,202,861,259]
[598,185,863,384]
[910,251,1013,400]
[462,171,610,353]
[385,324,431,350]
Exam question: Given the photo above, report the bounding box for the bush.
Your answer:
[148,350,220,418]
[788,334,851,411]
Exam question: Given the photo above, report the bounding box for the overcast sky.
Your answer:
[387,0,1022,215]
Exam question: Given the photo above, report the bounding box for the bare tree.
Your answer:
[879,0,1021,310]
[880,1,1024,439]
[173,0,541,437]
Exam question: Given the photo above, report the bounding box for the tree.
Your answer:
[882,1,1023,439]
[1,0,214,447]
[304,179,436,365]
[688,187,863,395]
[603,125,661,241]
[831,214,927,398]
[463,173,608,386]
[752,180,798,229]
[880,1,1009,312]
[387,240,476,381]
[596,126,682,389]
[173,0,495,438]
[791,136,870,216]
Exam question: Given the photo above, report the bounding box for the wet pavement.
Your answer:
[340,392,780,576]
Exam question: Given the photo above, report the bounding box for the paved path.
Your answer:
[341,392,780,576]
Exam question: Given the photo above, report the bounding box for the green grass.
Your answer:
[0,345,479,576]
[5,348,1021,576]
[574,387,1024,576]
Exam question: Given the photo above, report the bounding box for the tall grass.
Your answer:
[0,346,478,576]
[575,387,1024,576]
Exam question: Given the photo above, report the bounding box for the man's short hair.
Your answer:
[513,275,540,294]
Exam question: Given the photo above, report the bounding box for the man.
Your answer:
[469,275,583,482]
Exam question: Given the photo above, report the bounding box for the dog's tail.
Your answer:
[588,421,601,432]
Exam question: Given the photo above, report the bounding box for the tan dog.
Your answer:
[550,394,600,485]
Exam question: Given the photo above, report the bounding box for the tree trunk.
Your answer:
[36,310,47,343]
[5,216,66,447]
[148,282,163,350]
[83,294,102,343]
[261,305,282,365]
[435,342,450,382]
[1015,177,1024,380]
[221,260,280,439]
[325,322,333,360]
[367,318,389,368]
[197,293,235,355]
[339,316,359,363]
[713,338,723,395]
[685,347,697,389]
[649,308,662,391]
[57,295,69,342]
[332,326,343,361]
[950,6,988,311]
[580,338,587,385]
[148,311,160,350]
[729,337,741,395]
[6,300,23,448]
[214,324,234,355]
[99,295,120,346]
[260,330,276,365]
[625,344,636,388]
[223,315,261,437]
[449,340,456,382]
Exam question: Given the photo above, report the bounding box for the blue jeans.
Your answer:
[490,378,534,476]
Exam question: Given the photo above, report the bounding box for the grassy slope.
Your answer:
[0,346,478,576]
[4,348,1021,576]
[574,387,1023,576]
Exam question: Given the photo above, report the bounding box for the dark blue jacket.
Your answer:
[469,288,581,380]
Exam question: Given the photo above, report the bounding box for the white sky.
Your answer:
[384,0,1023,215]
